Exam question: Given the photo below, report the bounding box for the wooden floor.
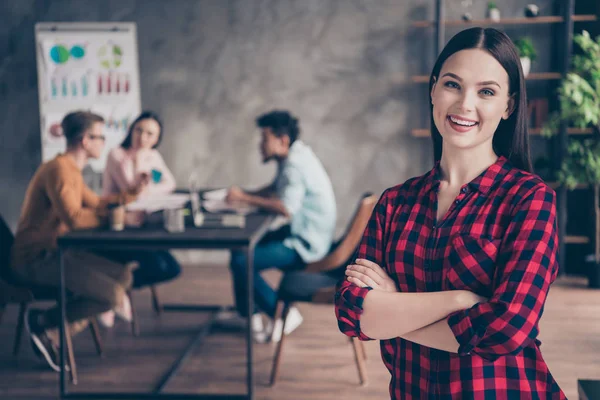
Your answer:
[0,264,599,400]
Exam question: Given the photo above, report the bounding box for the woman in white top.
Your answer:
[100,111,181,327]
[103,112,176,197]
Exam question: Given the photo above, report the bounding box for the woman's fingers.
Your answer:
[347,276,369,288]
[346,268,379,288]
[355,258,388,279]
[348,264,383,284]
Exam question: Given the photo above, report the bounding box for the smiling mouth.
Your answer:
[447,114,479,127]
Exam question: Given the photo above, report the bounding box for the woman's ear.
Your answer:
[503,94,516,120]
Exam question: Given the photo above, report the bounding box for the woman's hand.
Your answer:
[133,172,150,195]
[345,259,398,292]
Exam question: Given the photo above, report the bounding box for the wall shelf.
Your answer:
[411,14,597,28]
[547,182,589,190]
[410,127,593,137]
[404,72,562,84]
[412,1,597,269]
[564,235,591,244]
[529,127,593,135]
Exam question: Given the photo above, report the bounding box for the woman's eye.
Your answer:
[480,88,495,96]
[444,81,460,89]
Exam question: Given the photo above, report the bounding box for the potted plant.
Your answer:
[488,2,501,22]
[514,37,537,77]
[542,31,600,287]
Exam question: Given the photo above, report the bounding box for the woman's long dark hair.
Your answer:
[121,111,164,149]
[429,27,532,172]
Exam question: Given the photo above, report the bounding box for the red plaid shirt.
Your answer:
[335,156,565,399]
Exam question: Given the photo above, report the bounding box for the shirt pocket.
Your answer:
[443,233,501,297]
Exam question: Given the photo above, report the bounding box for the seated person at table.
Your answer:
[100,111,181,327]
[225,110,337,342]
[10,111,141,371]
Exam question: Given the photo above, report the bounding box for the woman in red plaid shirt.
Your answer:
[335,27,565,399]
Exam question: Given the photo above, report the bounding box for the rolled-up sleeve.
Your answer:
[276,166,305,217]
[335,190,389,340]
[447,184,558,361]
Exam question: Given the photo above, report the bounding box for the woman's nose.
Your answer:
[457,90,477,113]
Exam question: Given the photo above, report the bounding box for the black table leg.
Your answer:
[245,245,254,400]
[153,309,221,392]
[59,248,68,398]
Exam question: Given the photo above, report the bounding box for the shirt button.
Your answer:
[461,187,468,193]
[455,199,460,204]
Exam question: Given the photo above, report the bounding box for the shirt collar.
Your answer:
[423,156,509,195]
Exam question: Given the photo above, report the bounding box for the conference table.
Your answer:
[56,204,274,400]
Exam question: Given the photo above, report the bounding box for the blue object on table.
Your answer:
[151,169,162,183]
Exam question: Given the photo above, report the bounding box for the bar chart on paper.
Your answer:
[35,23,142,172]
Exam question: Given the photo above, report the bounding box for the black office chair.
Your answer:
[0,215,103,384]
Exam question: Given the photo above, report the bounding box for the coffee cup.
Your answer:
[109,205,126,231]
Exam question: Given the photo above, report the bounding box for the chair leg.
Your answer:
[64,321,78,385]
[150,286,161,315]
[89,318,104,357]
[350,337,368,386]
[269,303,290,386]
[128,291,139,337]
[359,340,368,361]
[13,302,27,356]
[269,300,285,343]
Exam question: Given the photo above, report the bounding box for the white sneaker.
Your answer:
[270,307,303,343]
[251,314,269,344]
[97,311,115,328]
[114,294,132,322]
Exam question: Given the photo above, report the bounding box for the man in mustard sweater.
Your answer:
[10,111,142,371]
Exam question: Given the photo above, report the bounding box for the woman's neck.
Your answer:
[439,146,498,188]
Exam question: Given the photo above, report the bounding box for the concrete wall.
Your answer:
[0,0,556,234]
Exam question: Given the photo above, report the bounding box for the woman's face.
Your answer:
[431,48,514,155]
[131,118,161,150]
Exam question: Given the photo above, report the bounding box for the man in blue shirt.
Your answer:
[226,110,336,342]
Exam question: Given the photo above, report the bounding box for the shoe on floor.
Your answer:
[270,306,303,343]
[97,310,115,328]
[214,311,269,343]
[114,294,132,322]
[251,314,269,344]
[25,308,61,372]
[214,310,247,330]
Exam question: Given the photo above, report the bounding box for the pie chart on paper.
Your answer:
[50,45,69,64]
[70,45,85,59]
[98,43,123,69]
[50,44,86,64]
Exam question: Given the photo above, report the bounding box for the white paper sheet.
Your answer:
[202,188,228,201]
[125,193,189,213]
[202,199,258,215]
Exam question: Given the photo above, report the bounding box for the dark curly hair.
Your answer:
[256,110,300,145]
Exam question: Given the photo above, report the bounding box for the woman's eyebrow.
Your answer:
[441,72,501,89]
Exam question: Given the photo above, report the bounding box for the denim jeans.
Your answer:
[229,228,302,318]
[101,250,181,289]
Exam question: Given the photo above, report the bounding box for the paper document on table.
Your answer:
[202,188,227,201]
[202,198,258,215]
[126,193,189,213]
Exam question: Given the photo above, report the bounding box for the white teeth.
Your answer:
[449,116,477,126]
